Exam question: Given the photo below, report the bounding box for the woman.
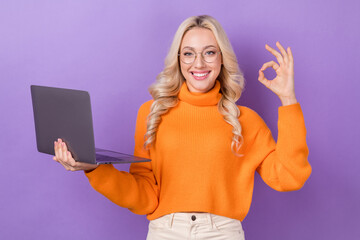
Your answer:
[54,15,312,240]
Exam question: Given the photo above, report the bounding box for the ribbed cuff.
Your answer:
[84,164,115,180]
[278,103,304,126]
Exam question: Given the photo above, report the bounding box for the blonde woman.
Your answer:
[54,15,312,239]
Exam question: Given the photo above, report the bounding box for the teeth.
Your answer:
[193,72,209,77]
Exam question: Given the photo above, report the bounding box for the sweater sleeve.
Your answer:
[254,103,312,192]
[84,101,159,215]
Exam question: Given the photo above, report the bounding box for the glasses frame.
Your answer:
[178,48,222,64]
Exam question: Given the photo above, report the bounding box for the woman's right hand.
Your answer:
[53,138,98,172]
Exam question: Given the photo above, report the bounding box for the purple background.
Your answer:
[1,0,359,239]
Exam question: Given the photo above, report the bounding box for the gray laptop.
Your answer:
[30,85,151,164]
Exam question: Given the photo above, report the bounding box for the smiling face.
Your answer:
[179,27,222,93]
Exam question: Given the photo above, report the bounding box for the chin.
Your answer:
[187,79,216,93]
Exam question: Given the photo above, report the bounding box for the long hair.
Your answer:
[144,15,245,156]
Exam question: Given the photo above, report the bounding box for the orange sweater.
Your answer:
[85,81,312,221]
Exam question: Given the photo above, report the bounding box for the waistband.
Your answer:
[152,212,242,230]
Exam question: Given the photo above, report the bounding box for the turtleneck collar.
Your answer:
[178,80,222,106]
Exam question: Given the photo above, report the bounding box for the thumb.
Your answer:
[258,70,271,88]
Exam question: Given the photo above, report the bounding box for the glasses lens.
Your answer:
[203,48,219,63]
[180,50,195,64]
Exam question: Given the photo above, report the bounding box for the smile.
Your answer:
[191,71,211,80]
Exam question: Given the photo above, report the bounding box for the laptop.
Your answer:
[30,85,151,165]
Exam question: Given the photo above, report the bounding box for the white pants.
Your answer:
[146,212,245,240]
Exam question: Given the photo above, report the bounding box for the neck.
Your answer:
[178,81,222,106]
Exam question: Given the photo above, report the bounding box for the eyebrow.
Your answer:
[181,45,218,51]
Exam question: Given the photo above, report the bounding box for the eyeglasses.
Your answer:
[178,47,222,64]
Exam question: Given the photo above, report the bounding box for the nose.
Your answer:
[193,53,206,68]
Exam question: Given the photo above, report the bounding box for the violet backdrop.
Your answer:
[0,0,359,239]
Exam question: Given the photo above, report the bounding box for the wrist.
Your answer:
[279,95,297,106]
[84,165,98,173]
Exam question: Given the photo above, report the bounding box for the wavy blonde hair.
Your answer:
[144,15,245,156]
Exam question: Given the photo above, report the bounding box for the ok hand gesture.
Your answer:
[258,41,297,106]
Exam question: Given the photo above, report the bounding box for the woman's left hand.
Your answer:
[258,41,297,106]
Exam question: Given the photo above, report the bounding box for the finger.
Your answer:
[54,153,71,170]
[53,142,61,163]
[265,44,283,64]
[258,69,271,88]
[276,41,289,63]
[58,142,64,160]
[54,139,59,156]
[54,141,58,158]
[61,156,74,171]
[59,141,77,171]
[258,69,267,81]
[65,151,77,169]
[62,141,68,151]
[287,47,294,64]
[61,142,69,161]
[61,142,71,164]
[56,138,62,154]
[55,141,63,160]
[260,61,280,72]
[54,141,72,170]
[57,141,69,164]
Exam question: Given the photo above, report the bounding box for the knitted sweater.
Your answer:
[85,80,312,221]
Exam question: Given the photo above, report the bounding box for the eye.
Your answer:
[205,50,216,55]
[183,51,194,56]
